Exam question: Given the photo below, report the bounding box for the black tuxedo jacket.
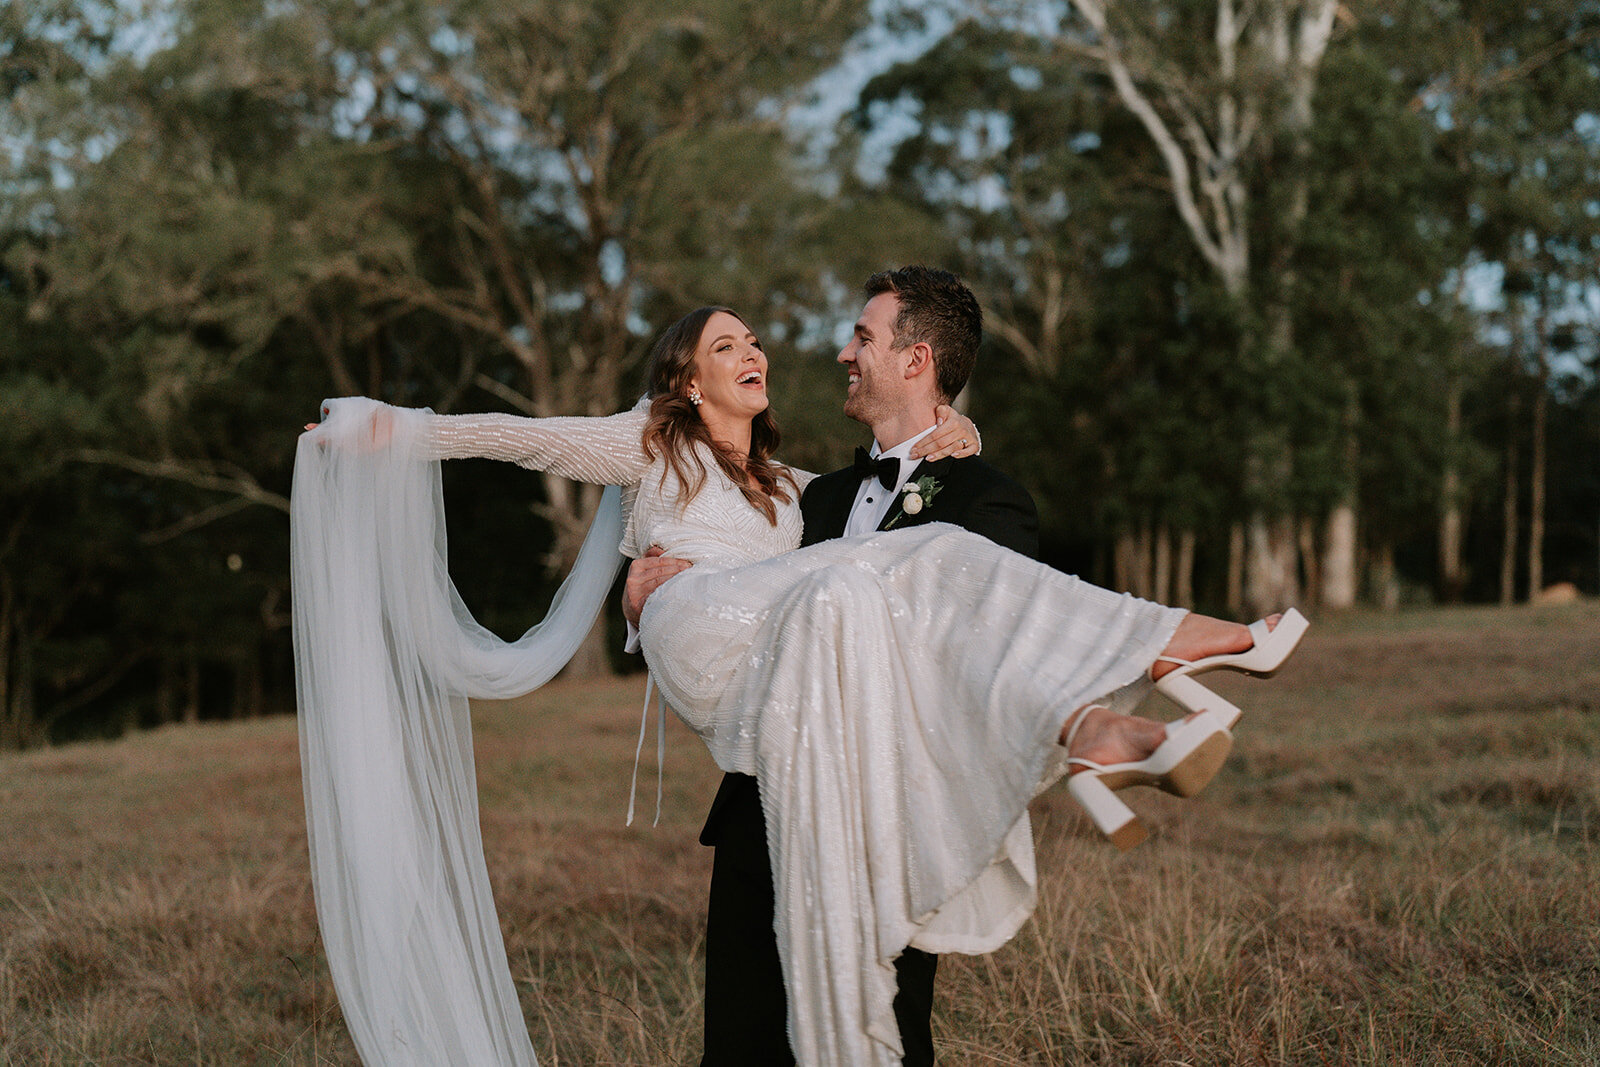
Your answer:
[797,452,1038,554]
[699,452,1039,844]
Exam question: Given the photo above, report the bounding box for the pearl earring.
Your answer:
[688,387,703,407]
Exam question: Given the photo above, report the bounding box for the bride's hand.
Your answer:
[302,403,395,449]
[909,404,981,462]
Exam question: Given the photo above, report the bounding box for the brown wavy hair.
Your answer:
[641,306,797,525]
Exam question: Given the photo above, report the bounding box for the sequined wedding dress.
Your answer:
[292,398,1184,1067]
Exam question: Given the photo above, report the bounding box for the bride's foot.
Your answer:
[1150,613,1283,681]
[1057,703,1167,761]
[1057,705,1234,851]
[1148,608,1310,729]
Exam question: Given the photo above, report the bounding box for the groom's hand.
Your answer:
[623,546,692,627]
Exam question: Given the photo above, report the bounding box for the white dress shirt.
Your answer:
[843,425,936,538]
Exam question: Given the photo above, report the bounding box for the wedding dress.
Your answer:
[292,397,1185,1066]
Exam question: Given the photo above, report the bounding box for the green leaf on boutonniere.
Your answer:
[884,475,943,529]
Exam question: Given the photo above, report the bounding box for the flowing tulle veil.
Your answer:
[291,397,625,1064]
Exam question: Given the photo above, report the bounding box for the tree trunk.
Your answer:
[558,617,613,681]
[1175,529,1196,610]
[1226,522,1245,617]
[1528,387,1546,596]
[1153,524,1172,604]
[235,654,263,719]
[1321,504,1357,609]
[1134,520,1154,599]
[1438,379,1466,602]
[1297,515,1321,610]
[1,594,39,750]
[1244,294,1301,617]
[1438,264,1472,602]
[183,646,201,724]
[1370,541,1400,612]
[1277,516,1301,607]
[154,658,175,732]
[1114,529,1135,593]
[1500,392,1521,605]
[0,573,12,749]
[1245,516,1273,615]
[1528,309,1548,597]
[1246,513,1299,616]
[10,634,37,749]
[1321,377,1359,609]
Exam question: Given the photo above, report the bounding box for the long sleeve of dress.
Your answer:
[418,410,650,486]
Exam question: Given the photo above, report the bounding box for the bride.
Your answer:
[292,304,1306,1066]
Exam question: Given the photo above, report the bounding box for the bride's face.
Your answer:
[690,311,770,427]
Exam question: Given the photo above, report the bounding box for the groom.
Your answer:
[624,266,1038,1065]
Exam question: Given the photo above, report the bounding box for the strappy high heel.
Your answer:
[1061,706,1235,852]
[1152,608,1310,729]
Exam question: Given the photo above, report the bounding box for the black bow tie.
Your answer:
[853,446,900,490]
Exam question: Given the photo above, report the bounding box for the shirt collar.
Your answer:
[871,425,936,464]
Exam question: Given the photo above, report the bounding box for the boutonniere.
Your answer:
[885,475,943,528]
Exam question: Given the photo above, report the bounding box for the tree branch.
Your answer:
[473,373,539,416]
[1074,20,1231,279]
[139,496,258,545]
[75,451,290,514]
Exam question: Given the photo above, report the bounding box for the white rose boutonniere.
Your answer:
[885,475,943,529]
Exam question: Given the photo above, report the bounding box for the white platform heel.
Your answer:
[1061,706,1235,852]
[1152,608,1310,729]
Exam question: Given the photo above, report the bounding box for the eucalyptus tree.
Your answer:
[851,18,1248,607]
[1417,0,1600,602]
[1289,33,1473,610]
[1001,0,1349,614]
[1354,0,1600,602]
[856,3,1473,613]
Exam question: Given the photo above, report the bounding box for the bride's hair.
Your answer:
[642,305,798,525]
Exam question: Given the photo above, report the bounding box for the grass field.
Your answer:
[3,603,1598,1065]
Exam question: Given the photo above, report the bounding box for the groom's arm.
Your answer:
[959,481,1038,558]
[621,546,692,642]
[946,462,1039,560]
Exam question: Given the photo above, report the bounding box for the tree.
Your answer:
[1400,0,1600,601]
[847,18,1244,605]
[1031,0,1344,614]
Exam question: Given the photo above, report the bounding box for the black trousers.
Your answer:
[699,772,937,1066]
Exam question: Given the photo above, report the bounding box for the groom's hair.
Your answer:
[863,266,982,403]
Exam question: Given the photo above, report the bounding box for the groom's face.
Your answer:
[837,292,906,426]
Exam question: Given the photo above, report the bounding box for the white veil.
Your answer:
[291,397,625,1065]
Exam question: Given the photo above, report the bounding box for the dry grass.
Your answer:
[3,603,1598,1065]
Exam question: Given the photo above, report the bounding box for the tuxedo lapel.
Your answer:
[822,474,858,538]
